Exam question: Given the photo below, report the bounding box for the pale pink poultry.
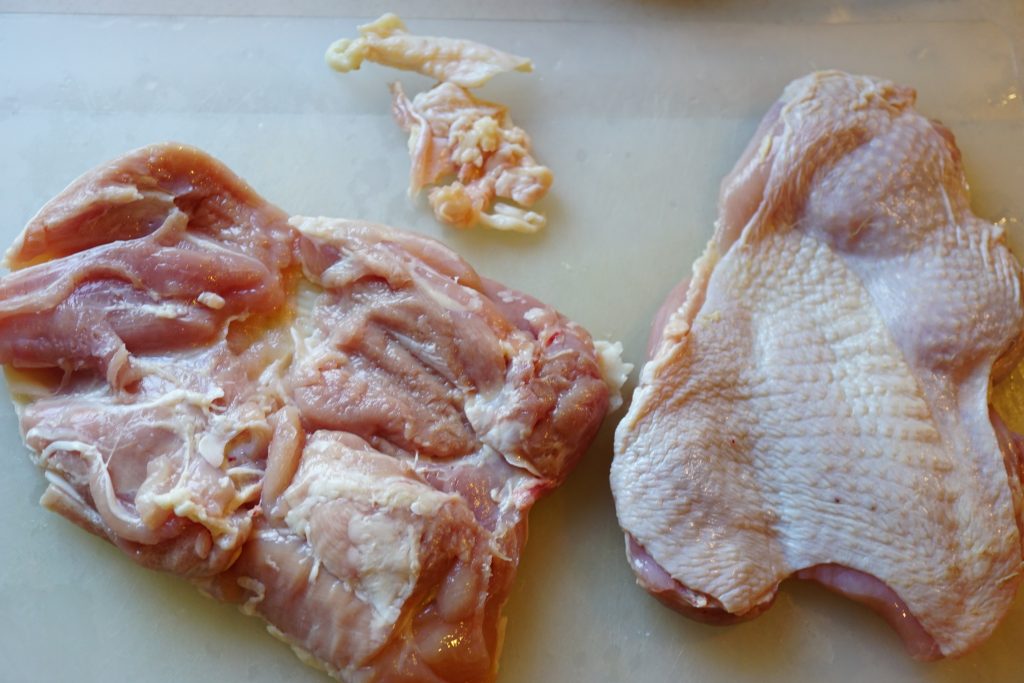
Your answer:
[1,143,611,682]
[611,71,1024,659]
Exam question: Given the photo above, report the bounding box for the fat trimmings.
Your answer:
[326,13,552,233]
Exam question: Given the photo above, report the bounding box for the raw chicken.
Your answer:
[611,71,1024,659]
[325,13,552,234]
[391,81,552,233]
[326,13,532,88]
[1,143,611,681]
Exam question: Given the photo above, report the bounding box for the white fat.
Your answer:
[197,292,226,310]
[463,394,541,478]
[195,398,274,469]
[236,576,266,616]
[288,215,356,242]
[37,438,102,466]
[496,289,525,305]
[131,387,225,413]
[522,307,545,325]
[145,485,246,537]
[487,463,534,523]
[197,432,226,468]
[283,464,452,537]
[143,303,188,319]
[478,203,545,233]
[255,355,294,400]
[345,511,421,629]
[281,443,458,633]
[452,115,501,166]
[594,340,632,411]
[485,419,530,463]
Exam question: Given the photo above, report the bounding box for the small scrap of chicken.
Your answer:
[326,13,552,233]
[392,81,552,233]
[611,71,1024,659]
[326,12,532,88]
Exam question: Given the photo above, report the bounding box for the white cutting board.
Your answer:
[2,3,1024,682]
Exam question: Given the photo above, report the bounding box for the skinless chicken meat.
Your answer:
[1,143,612,682]
[610,71,1024,659]
[326,13,553,234]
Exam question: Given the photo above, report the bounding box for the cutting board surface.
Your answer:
[2,5,1024,682]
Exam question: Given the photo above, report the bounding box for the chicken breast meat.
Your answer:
[1,143,612,682]
[611,71,1024,659]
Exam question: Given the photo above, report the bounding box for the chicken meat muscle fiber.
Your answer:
[1,143,612,682]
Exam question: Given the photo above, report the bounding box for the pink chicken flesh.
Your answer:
[611,71,1024,659]
[0,144,610,682]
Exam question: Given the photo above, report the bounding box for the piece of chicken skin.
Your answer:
[326,13,532,89]
[612,71,1024,659]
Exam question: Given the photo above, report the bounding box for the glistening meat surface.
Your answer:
[611,71,1024,659]
[1,143,610,682]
